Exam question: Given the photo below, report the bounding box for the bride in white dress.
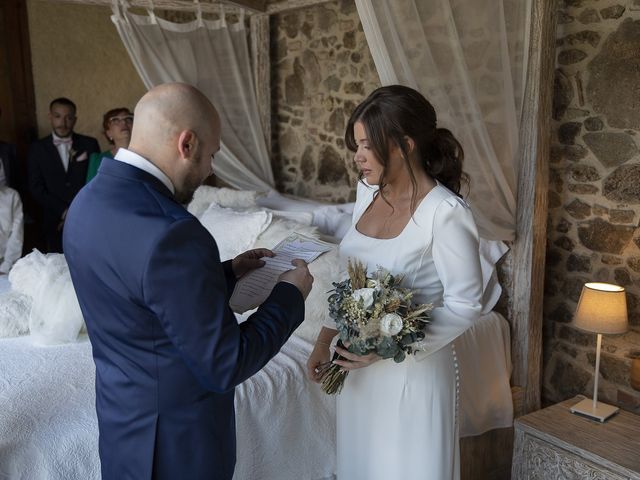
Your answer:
[307,85,483,480]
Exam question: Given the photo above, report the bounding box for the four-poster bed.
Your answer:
[0,0,556,478]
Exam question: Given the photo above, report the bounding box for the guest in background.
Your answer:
[28,97,99,253]
[0,185,23,274]
[86,107,133,183]
[0,105,22,194]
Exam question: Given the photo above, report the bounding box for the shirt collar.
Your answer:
[52,132,72,142]
[113,148,175,194]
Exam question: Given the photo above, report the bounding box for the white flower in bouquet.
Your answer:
[379,313,403,336]
[351,287,375,309]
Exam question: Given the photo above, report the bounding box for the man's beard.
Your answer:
[175,187,196,205]
[175,161,204,205]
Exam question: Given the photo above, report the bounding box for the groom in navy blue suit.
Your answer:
[64,83,313,480]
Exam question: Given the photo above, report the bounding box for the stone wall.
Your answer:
[544,0,640,412]
[270,0,379,203]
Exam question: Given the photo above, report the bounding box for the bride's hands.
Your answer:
[332,342,380,370]
[307,327,338,383]
[231,248,274,279]
[307,341,331,383]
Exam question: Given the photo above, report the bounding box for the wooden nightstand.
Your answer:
[512,396,640,479]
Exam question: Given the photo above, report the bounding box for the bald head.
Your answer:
[128,83,221,203]
[130,83,219,155]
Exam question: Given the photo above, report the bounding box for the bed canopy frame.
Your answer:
[39,0,556,473]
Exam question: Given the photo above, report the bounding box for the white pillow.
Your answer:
[199,204,272,261]
[188,186,259,218]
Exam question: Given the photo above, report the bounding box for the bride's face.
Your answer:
[353,121,383,185]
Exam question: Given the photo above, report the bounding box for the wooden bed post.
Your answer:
[250,13,271,156]
[509,0,558,416]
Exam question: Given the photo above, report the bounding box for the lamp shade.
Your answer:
[573,282,628,335]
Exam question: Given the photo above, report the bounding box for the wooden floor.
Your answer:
[461,427,514,480]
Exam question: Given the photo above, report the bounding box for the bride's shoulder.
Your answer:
[429,184,471,211]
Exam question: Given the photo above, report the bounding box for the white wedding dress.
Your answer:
[336,181,483,480]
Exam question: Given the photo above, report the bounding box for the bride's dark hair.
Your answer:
[345,85,468,210]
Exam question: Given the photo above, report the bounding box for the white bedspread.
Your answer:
[0,313,511,480]
[0,334,335,480]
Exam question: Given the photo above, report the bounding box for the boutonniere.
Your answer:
[69,149,88,162]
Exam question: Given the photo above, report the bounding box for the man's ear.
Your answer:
[177,130,198,161]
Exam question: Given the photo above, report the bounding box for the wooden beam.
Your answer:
[38,0,266,14]
[266,0,332,15]
[509,0,558,415]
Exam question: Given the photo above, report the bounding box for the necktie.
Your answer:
[53,137,72,146]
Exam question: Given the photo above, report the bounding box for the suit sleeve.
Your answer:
[28,143,68,217]
[142,218,305,393]
[417,197,483,358]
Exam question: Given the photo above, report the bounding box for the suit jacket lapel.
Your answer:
[44,135,68,177]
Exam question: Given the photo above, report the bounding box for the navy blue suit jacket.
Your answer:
[63,158,305,480]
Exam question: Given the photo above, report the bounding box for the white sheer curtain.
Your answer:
[111,4,274,192]
[355,0,531,241]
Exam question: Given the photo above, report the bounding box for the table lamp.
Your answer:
[570,282,628,422]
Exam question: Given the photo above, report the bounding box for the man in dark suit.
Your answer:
[63,83,313,480]
[0,105,21,193]
[28,97,99,252]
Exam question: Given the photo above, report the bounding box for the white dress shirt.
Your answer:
[52,132,73,172]
[0,187,24,274]
[113,148,175,194]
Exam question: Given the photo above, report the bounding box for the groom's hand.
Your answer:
[231,248,274,279]
[278,259,314,300]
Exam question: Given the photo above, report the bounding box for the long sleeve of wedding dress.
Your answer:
[414,196,483,359]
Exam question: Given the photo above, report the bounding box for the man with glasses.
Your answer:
[28,97,100,252]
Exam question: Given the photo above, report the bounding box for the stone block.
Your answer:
[553,69,574,120]
[614,267,632,286]
[556,218,572,234]
[568,183,599,194]
[569,164,600,182]
[566,198,592,219]
[583,132,638,168]
[578,8,601,24]
[603,164,640,203]
[602,254,623,265]
[558,49,588,65]
[584,116,604,131]
[548,353,592,398]
[627,256,640,273]
[578,217,635,254]
[600,5,626,20]
[609,209,635,224]
[587,19,640,130]
[567,253,592,273]
[587,351,631,386]
[558,122,582,145]
[557,323,596,347]
[554,235,576,252]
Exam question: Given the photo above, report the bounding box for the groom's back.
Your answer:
[64,158,238,480]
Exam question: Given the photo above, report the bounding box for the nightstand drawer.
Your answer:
[521,434,628,480]
[512,396,640,480]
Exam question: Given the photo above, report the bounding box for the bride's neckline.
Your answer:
[353,184,441,241]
